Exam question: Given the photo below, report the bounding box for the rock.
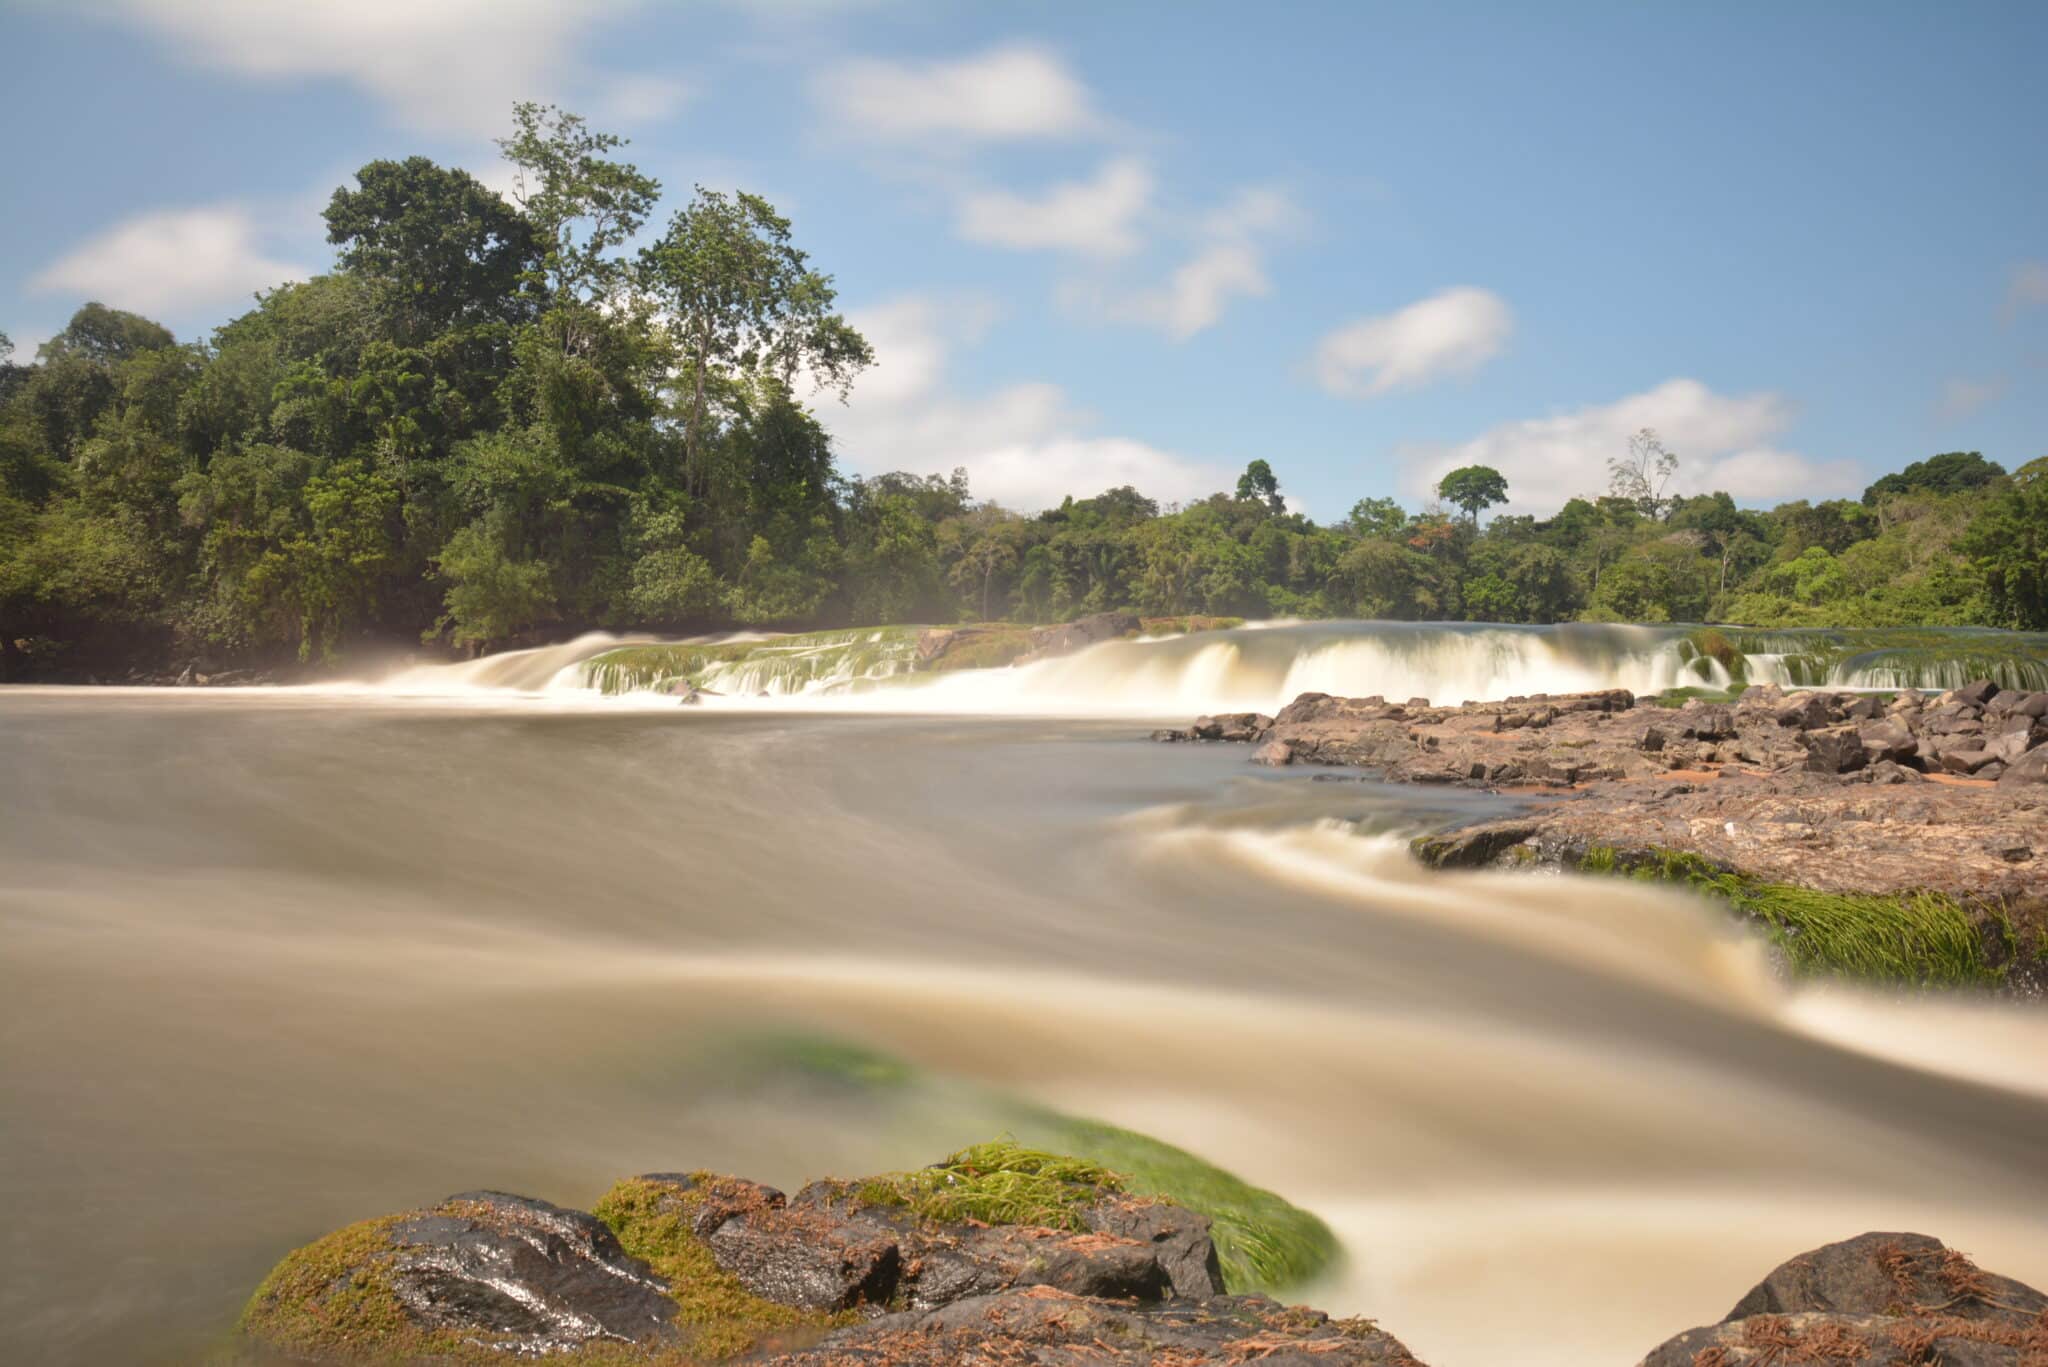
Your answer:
[381,1191,679,1353]
[1640,1231,2048,1367]
[1150,728,1188,743]
[1985,837,2033,863]
[1639,725,1667,753]
[2011,691,2048,718]
[1020,612,1141,663]
[696,1181,899,1312]
[1999,747,2048,786]
[1085,1197,1226,1302]
[1250,739,1294,767]
[1857,717,1918,764]
[1924,706,1986,736]
[1939,747,1995,776]
[1677,703,1738,740]
[1861,760,1925,785]
[1190,712,1272,742]
[1776,693,1836,729]
[1841,694,1883,721]
[1987,731,2036,765]
[1954,679,2001,708]
[1800,725,1869,774]
[786,1287,1424,1366]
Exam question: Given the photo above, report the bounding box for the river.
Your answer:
[4,621,2047,1365]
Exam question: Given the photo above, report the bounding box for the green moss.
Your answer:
[593,1175,853,1360]
[920,626,1036,672]
[847,1139,1123,1230]
[1574,845,1999,988]
[1139,615,1245,636]
[1648,685,1744,708]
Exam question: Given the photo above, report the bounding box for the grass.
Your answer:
[1648,685,1745,708]
[1575,845,2002,988]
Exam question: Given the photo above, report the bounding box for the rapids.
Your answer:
[5,622,2048,1365]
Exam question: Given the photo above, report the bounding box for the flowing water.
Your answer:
[5,620,2048,1366]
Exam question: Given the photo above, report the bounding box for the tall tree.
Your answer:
[1435,465,1508,524]
[1235,459,1285,514]
[325,157,539,337]
[496,104,660,353]
[1609,428,1679,519]
[639,187,873,488]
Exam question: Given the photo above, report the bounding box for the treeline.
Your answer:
[2,107,2044,679]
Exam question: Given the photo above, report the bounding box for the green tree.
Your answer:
[1863,451,2005,506]
[1959,457,2048,629]
[324,157,538,337]
[639,187,872,487]
[1346,496,1406,539]
[1435,465,1508,524]
[1234,459,1284,514]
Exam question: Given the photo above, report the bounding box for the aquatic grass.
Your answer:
[1577,845,2001,988]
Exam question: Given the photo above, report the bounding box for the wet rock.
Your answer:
[1800,725,1869,774]
[1151,728,1188,742]
[1640,1231,2048,1366]
[384,1192,679,1352]
[1251,739,1295,766]
[1087,1194,1227,1301]
[1191,711,1272,742]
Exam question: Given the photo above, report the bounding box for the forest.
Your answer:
[2,106,2044,680]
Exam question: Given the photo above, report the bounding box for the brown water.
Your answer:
[3,686,2046,1365]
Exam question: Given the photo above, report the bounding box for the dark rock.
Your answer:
[1954,679,2001,707]
[1800,725,1869,774]
[1410,824,1543,869]
[385,1192,678,1352]
[1986,837,2033,863]
[1150,728,1188,742]
[1085,1199,1226,1301]
[1639,725,1667,753]
[1191,712,1271,742]
[1640,1231,2048,1367]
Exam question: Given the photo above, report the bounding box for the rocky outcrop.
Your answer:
[1164,680,2048,988]
[1017,610,1143,664]
[1640,1231,2048,1365]
[239,1145,1415,1365]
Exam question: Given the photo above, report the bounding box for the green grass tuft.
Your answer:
[850,1139,1122,1230]
[1576,845,1999,988]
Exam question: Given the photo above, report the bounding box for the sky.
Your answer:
[2,0,2044,521]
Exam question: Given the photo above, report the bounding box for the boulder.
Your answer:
[1775,693,1836,729]
[1250,739,1295,766]
[1640,1231,2048,1367]
[1857,716,1918,764]
[1954,679,2001,707]
[374,1192,679,1354]
[1999,746,2048,786]
[2011,691,2048,719]
[1939,747,1995,776]
[1841,694,1883,721]
[1800,725,1869,774]
[1189,712,1272,742]
[1677,702,1738,740]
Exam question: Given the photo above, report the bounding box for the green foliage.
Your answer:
[2,104,2042,679]
[1435,463,1509,523]
[850,1140,1123,1231]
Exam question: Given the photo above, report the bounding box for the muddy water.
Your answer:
[3,688,2046,1365]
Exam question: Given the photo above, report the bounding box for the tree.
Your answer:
[1959,457,2048,629]
[1345,496,1405,539]
[1863,451,2005,506]
[1435,465,1508,524]
[1235,459,1284,514]
[640,187,873,488]
[325,157,539,337]
[496,103,661,352]
[1609,428,1679,519]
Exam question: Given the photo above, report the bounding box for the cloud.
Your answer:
[2005,261,2048,318]
[1938,376,2008,420]
[29,204,311,320]
[101,0,685,137]
[1312,287,1513,399]
[956,158,1153,258]
[1068,185,1302,340]
[812,42,1100,143]
[823,295,1230,510]
[1401,378,1859,514]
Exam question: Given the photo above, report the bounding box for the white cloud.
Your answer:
[2,329,50,366]
[1938,376,2008,420]
[1402,378,1859,514]
[812,42,1100,143]
[102,0,685,136]
[823,295,1230,510]
[1313,287,1513,399]
[1068,184,1301,340]
[2007,261,2048,314]
[29,205,311,320]
[956,158,1152,258]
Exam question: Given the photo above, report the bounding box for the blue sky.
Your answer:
[3,1,2044,519]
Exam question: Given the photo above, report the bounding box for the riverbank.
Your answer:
[234,1141,2048,1365]
[1159,679,2048,991]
